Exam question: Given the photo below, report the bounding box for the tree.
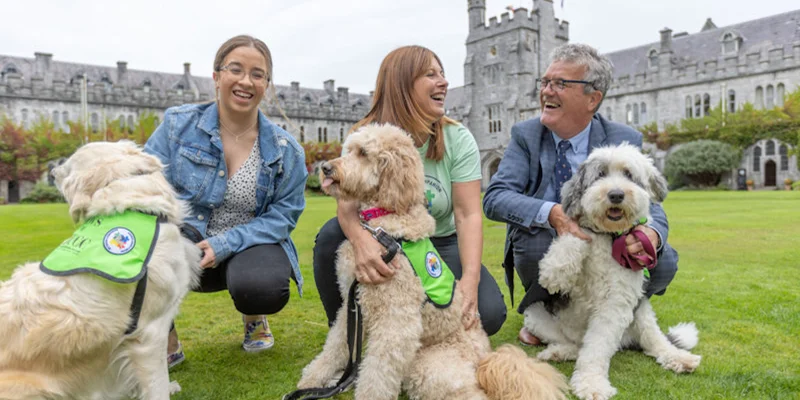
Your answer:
[664,140,740,187]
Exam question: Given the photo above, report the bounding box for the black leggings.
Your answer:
[181,225,293,315]
[313,217,507,336]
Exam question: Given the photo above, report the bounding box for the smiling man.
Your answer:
[482,43,679,346]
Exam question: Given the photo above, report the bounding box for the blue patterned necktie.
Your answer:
[555,140,573,203]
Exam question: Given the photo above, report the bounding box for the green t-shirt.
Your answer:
[419,123,482,237]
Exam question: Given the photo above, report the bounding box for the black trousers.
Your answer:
[313,217,507,336]
[181,225,293,315]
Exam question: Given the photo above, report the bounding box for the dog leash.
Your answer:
[283,225,401,400]
[612,229,657,278]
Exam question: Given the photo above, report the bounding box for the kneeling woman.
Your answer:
[313,45,506,335]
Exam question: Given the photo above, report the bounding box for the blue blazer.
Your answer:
[483,113,671,267]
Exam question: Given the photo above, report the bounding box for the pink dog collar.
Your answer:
[359,207,394,221]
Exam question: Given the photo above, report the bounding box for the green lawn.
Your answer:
[1,191,798,399]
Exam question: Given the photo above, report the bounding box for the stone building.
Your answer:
[0,53,371,202]
[446,0,800,189]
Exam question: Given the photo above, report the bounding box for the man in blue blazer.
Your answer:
[483,44,679,345]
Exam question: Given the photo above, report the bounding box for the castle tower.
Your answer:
[468,0,486,31]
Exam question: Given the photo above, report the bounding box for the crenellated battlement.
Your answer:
[467,1,568,44]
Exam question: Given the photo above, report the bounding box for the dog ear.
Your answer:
[560,164,585,218]
[375,148,422,213]
[648,163,669,203]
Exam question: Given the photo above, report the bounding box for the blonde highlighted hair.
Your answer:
[352,45,455,161]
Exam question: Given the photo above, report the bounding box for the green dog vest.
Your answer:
[401,239,456,308]
[40,211,159,283]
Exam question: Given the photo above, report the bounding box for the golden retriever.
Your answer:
[296,124,567,400]
[0,141,202,400]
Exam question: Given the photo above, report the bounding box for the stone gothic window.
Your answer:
[685,96,692,119]
[52,111,60,130]
[633,103,639,125]
[779,145,789,171]
[728,90,736,113]
[625,104,632,124]
[488,105,501,133]
[91,113,99,133]
[777,83,785,107]
[640,103,647,124]
[300,126,305,142]
[722,33,738,55]
[703,94,711,116]
[323,127,328,143]
[62,111,70,133]
[694,95,701,118]
[339,127,344,142]
[755,86,764,108]
[648,49,658,69]
[118,115,125,130]
[127,116,134,133]
[21,109,29,129]
[753,146,761,171]
[766,140,775,156]
[317,127,323,142]
[766,85,775,108]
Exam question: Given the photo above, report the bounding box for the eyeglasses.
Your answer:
[535,78,594,92]
[218,64,269,84]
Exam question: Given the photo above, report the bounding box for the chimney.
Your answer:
[291,81,300,91]
[337,87,349,103]
[324,79,335,93]
[183,62,191,75]
[117,61,128,85]
[660,27,673,53]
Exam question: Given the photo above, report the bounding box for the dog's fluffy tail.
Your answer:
[667,322,699,350]
[477,344,568,400]
[0,371,65,400]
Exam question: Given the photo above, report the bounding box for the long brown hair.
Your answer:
[213,35,273,83]
[352,45,455,161]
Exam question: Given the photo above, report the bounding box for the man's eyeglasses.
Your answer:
[535,78,594,92]
[218,64,269,84]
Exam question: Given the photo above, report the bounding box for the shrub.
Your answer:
[306,174,322,192]
[664,140,741,187]
[784,178,793,185]
[21,183,65,203]
[792,181,800,191]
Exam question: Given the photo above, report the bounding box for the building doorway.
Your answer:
[8,181,20,203]
[764,160,777,186]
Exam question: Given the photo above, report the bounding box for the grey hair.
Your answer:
[550,43,613,111]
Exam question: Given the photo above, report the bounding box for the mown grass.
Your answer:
[1,191,798,399]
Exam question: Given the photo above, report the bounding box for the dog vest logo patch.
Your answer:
[41,211,159,283]
[425,251,443,278]
[104,227,136,255]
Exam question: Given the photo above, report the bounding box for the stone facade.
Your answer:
[447,1,800,189]
[0,53,371,202]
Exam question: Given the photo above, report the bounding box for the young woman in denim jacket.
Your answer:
[313,46,507,336]
[144,35,307,362]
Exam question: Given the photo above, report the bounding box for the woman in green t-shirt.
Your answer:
[313,45,506,335]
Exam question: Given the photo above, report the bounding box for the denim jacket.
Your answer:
[144,102,308,294]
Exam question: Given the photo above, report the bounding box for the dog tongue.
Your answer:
[321,178,333,189]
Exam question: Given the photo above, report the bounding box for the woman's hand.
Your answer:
[351,232,400,284]
[196,240,217,269]
[458,277,480,330]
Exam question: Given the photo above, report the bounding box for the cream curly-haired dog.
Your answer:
[527,143,701,400]
[0,141,202,399]
[297,124,567,400]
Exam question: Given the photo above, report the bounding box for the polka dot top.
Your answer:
[207,143,260,237]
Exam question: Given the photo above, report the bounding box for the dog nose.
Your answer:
[608,189,625,204]
[321,162,333,177]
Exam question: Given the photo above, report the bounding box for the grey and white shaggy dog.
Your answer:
[297,124,568,400]
[527,143,701,400]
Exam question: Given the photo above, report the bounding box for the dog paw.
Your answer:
[538,265,572,294]
[658,351,701,374]
[571,373,617,400]
[169,381,182,395]
[537,344,578,362]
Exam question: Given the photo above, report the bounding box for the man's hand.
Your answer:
[626,225,660,266]
[548,204,591,242]
[196,240,217,269]
[351,231,401,284]
[458,277,480,330]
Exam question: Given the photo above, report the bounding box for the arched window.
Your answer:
[300,126,305,142]
[21,109,29,129]
[339,127,344,141]
[694,95,701,117]
[766,140,775,156]
[323,127,328,143]
[755,86,764,108]
[91,113,99,133]
[52,111,60,130]
[606,107,612,121]
[317,127,322,142]
[685,96,692,118]
[62,111,70,133]
[777,83,785,107]
[703,93,711,116]
[127,115,134,133]
[728,90,736,113]
[753,146,761,171]
[779,145,789,171]
[640,102,647,124]
[625,104,632,124]
[118,115,125,130]
[633,103,639,125]
[722,33,737,54]
[648,49,658,69]
[766,85,775,108]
